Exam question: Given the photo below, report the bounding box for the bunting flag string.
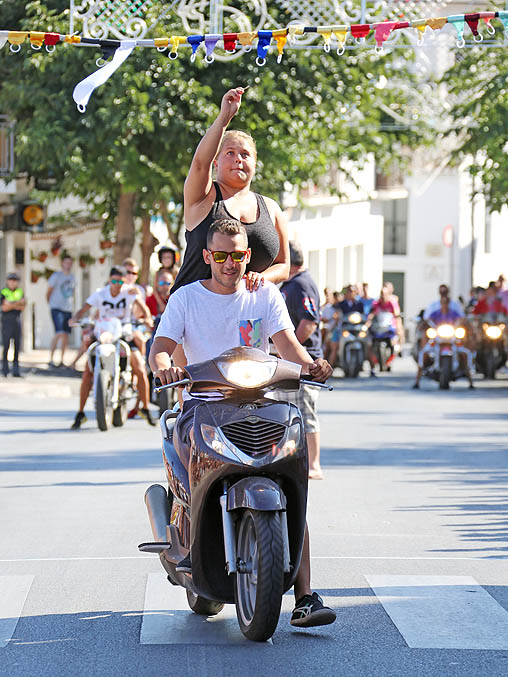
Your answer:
[1,10,507,112]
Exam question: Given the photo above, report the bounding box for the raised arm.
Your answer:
[183,88,245,224]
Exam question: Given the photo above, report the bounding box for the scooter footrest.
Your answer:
[138,542,172,553]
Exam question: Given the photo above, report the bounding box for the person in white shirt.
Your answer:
[150,218,336,629]
[69,266,155,429]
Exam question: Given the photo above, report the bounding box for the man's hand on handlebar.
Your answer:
[306,358,332,383]
[154,366,187,386]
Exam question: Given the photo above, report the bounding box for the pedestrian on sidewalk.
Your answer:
[47,254,75,367]
[271,241,325,480]
[1,272,26,377]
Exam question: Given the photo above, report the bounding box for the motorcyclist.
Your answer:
[472,281,508,316]
[327,285,364,367]
[69,266,156,429]
[413,295,473,389]
[149,218,336,629]
[424,284,463,320]
[365,286,400,376]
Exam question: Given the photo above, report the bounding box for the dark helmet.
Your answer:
[157,246,177,265]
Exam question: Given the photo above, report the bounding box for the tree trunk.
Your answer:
[114,191,137,264]
[158,198,183,249]
[139,213,158,286]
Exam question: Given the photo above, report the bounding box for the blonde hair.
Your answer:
[218,130,257,160]
[122,257,138,269]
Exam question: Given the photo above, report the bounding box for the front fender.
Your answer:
[227,477,286,512]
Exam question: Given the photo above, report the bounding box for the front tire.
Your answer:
[439,355,452,390]
[96,369,113,431]
[112,402,127,427]
[186,589,224,616]
[234,510,284,642]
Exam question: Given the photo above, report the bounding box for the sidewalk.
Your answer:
[18,348,83,375]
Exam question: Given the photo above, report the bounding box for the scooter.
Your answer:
[338,311,368,377]
[419,320,472,389]
[474,312,507,379]
[139,346,331,642]
[370,311,398,371]
[83,318,136,430]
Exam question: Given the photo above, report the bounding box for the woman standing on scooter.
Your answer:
[171,87,290,295]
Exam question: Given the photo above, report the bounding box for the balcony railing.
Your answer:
[0,116,14,177]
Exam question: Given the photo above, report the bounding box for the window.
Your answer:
[382,199,408,255]
[0,116,14,176]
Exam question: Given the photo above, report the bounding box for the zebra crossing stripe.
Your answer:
[140,573,272,645]
[366,574,508,650]
[0,575,34,649]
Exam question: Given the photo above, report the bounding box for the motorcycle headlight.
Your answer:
[455,327,466,339]
[485,325,502,340]
[359,331,367,338]
[342,330,350,338]
[348,313,362,324]
[98,331,114,344]
[200,424,226,453]
[437,324,455,339]
[280,421,301,454]
[426,328,437,339]
[217,359,277,388]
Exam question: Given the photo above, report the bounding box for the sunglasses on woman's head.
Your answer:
[208,250,248,264]
[111,279,124,285]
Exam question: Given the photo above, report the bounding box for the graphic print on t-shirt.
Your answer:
[303,296,317,314]
[239,319,263,348]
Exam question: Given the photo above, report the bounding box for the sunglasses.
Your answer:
[208,250,248,264]
[125,270,138,276]
[158,280,172,286]
[111,279,124,285]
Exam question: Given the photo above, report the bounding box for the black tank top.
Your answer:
[171,183,280,295]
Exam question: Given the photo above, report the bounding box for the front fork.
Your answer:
[220,482,291,576]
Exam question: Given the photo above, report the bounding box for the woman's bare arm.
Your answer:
[184,88,245,227]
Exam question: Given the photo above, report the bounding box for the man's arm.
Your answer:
[295,319,318,345]
[46,286,54,303]
[133,297,153,326]
[148,336,182,385]
[272,329,331,382]
[69,303,92,324]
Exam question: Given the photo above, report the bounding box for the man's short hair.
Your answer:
[288,240,304,268]
[206,218,248,248]
[110,266,126,278]
[122,257,138,269]
[61,254,72,262]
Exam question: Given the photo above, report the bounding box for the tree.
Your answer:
[0,1,428,265]
[441,44,508,212]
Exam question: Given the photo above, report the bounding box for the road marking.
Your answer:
[140,573,272,645]
[366,575,508,650]
[0,575,34,649]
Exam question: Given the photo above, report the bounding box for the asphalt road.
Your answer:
[1,358,508,676]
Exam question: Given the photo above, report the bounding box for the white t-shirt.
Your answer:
[86,286,136,322]
[155,280,293,365]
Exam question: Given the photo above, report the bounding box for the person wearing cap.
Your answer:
[1,273,26,377]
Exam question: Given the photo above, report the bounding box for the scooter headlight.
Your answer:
[359,331,367,338]
[342,330,350,338]
[98,331,114,344]
[455,327,466,339]
[200,424,226,453]
[485,325,502,340]
[217,359,277,388]
[437,324,454,339]
[280,421,301,454]
[348,312,362,324]
[426,328,437,339]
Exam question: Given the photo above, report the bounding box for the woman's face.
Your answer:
[215,138,256,188]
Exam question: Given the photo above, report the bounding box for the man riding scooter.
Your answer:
[70,266,156,428]
[149,218,336,628]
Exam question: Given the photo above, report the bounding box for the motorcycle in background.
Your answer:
[338,311,368,377]
[82,318,136,430]
[473,312,507,379]
[369,311,399,371]
[139,346,331,641]
[419,320,472,389]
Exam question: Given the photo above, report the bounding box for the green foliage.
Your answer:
[442,45,508,212]
[0,0,428,244]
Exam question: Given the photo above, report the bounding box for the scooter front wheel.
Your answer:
[186,589,224,616]
[96,369,113,431]
[234,509,284,642]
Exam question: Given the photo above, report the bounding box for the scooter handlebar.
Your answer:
[300,378,333,391]
[153,377,190,393]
